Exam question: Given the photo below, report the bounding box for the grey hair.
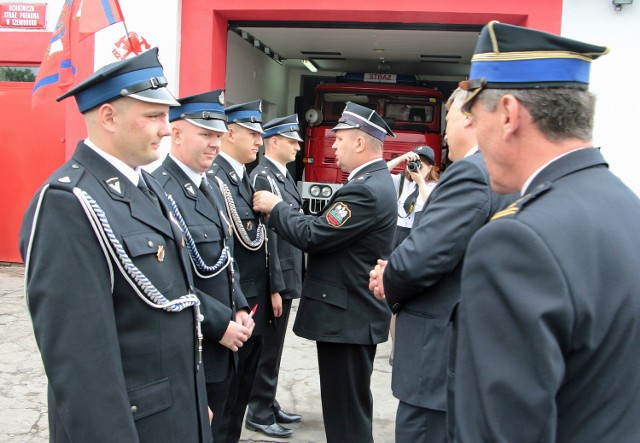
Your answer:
[446,87,469,112]
[477,88,596,142]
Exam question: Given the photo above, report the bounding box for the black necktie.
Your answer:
[199,178,217,209]
[241,173,253,195]
[138,178,161,210]
[285,171,296,187]
[403,186,420,215]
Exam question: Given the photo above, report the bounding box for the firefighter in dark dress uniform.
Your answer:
[19,48,213,443]
[151,89,255,440]
[451,21,640,443]
[210,100,284,443]
[253,102,397,443]
[245,114,305,438]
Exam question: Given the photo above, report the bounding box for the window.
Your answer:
[0,66,38,82]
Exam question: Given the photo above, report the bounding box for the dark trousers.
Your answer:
[317,341,377,443]
[206,369,233,441]
[395,401,446,443]
[217,335,263,443]
[247,298,293,424]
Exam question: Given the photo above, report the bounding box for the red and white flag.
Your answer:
[32,0,125,108]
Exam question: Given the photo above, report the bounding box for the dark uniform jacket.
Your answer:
[453,148,640,442]
[209,155,281,335]
[19,142,212,443]
[268,159,395,344]
[383,152,516,411]
[250,157,303,299]
[153,156,249,383]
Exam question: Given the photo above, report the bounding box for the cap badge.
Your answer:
[326,202,351,227]
[219,91,225,105]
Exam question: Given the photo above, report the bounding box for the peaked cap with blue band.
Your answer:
[460,21,609,112]
[225,100,265,134]
[263,114,303,142]
[57,47,179,113]
[332,101,394,142]
[169,89,228,133]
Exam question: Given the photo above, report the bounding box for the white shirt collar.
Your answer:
[520,147,589,195]
[219,151,246,179]
[169,153,205,187]
[265,155,288,176]
[464,145,479,158]
[348,158,382,181]
[84,138,141,186]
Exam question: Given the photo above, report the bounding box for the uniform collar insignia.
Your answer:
[106,177,122,195]
[229,170,239,183]
[58,176,71,183]
[184,182,196,196]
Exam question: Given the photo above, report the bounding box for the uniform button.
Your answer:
[322,293,327,299]
[148,241,154,248]
[131,405,138,414]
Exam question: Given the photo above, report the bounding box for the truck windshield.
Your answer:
[321,92,436,126]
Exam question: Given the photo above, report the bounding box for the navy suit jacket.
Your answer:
[250,157,304,300]
[153,156,249,383]
[383,152,516,411]
[453,148,640,442]
[209,155,281,335]
[268,159,395,345]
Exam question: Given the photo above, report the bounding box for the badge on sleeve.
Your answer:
[326,202,351,227]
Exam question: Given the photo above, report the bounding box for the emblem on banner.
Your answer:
[112,32,151,60]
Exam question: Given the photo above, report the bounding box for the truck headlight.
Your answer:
[321,186,333,198]
[309,185,321,197]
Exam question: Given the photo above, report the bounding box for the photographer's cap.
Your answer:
[459,21,609,113]
[413,145,436,165]
[332,101,395,142]
[263,114,303,142]
[169,89,228,133]
[225,100,265,134]
[57,47,179,113]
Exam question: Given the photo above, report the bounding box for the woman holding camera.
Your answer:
[387,145,440,248]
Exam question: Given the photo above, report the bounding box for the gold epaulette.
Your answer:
[490,182,552,221]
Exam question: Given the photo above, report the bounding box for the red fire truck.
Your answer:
[301,72,444,213]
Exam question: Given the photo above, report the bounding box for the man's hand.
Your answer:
[369,259,388,300]
[271,292,283,318]
[236,310,255,335]
[253,190,282,216]
[218,320,251,352]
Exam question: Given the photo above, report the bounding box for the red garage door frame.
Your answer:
[179,0,562,96]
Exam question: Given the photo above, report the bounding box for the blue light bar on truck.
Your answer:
[338,72,418,85]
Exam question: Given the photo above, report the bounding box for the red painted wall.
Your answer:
[0,82,66,262]
[179,0,562,95]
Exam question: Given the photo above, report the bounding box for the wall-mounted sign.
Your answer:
[1,3,46,29]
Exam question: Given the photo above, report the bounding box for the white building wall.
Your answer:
[563,0,639,196]
[225,30,289,123]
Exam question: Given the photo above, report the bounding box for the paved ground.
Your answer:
[0,263,397,442]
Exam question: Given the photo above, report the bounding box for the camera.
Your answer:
[407,160,422,172]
